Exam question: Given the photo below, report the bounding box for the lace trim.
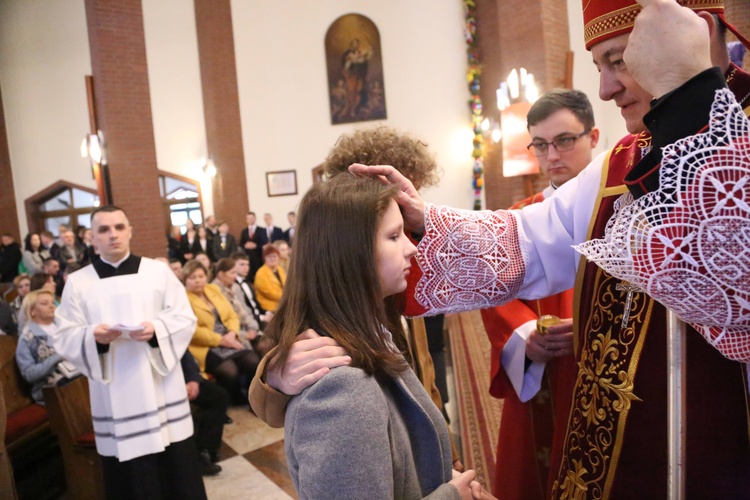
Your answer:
[414,204,525,315]
[575,89,750,361]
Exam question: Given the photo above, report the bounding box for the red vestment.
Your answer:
[480,189,577,499]
[550,65,750,499]
[408,65,750,499]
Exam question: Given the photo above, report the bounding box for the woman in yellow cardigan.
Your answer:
[253,245,286,311]
[184,260,260,403]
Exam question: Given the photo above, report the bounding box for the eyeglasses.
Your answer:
[526,129,591,157]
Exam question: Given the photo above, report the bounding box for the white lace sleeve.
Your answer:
[575,88,750,361]
[414,204,526,315]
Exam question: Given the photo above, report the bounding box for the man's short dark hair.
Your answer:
[247,211,256,217]
[168,258,182,265]
[91,204,128,221]
[527,88,595,131]
[230,251,249,262]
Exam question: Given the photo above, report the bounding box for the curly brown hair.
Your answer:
[323,127,441,189]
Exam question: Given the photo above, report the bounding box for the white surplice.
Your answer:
[52,256,197,461]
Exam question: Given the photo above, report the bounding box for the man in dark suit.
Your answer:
[230,252,271,330]
[0,300,17,335]
[284,211,296,246]
[211,221,238,260]
[59,230,87,270]
[263,213,285,245]
[0,234,22,284]
[39,231,62,266]
[239,212,264,281]
[204,215,218,253]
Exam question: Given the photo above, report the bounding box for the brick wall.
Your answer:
[194,0,249,237]
[478,0,569,210]
[0,86,20,241]
[85,0,167,258]
[725,0,750,70]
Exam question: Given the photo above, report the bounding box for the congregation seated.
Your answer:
[229,252,272,328]
[29,273,58,301]
[40,258,64,297]
[15,290,79,405]
[181,350,227,477]
[212,258,260,345]
[194,252,213,273]
[168,258,184,281]
[17,273,59,330]
[62,262,82,284]
[58,230,86,269]
[22,233,44,275]
[183,260,260,404]
[253,244,285,312]
[9,274,30,330]
[0,299,17,337]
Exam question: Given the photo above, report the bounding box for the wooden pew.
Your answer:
[0,336,50,455]
[42,377,104,500]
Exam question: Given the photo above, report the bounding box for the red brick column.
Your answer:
[0,86,20,242]
[84,0,166,258]
[725,0,750,69]
[477,0,570,210]
[194,0,249,236]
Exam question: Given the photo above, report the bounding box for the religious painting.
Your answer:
[325,14,387,125]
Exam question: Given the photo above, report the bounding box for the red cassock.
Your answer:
[480,191,577,500]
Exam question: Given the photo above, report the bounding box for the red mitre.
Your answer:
[582,0,749,51]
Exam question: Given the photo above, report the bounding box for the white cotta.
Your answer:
[51,258,197,461]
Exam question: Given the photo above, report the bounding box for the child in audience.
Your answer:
[266,175,481,499]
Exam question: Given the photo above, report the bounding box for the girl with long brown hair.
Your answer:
[266,174,478,499]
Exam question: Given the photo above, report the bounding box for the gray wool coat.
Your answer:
[285,365,461,500]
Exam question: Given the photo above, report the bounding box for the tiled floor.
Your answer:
[205,366,459,500]
[203,406,295,499]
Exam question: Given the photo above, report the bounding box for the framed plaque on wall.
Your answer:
[266,170,298,197]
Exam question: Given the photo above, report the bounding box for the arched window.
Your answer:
[158,171,203,232]
[25,181,99,237]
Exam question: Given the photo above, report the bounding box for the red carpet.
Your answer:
[447,311,503,490]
